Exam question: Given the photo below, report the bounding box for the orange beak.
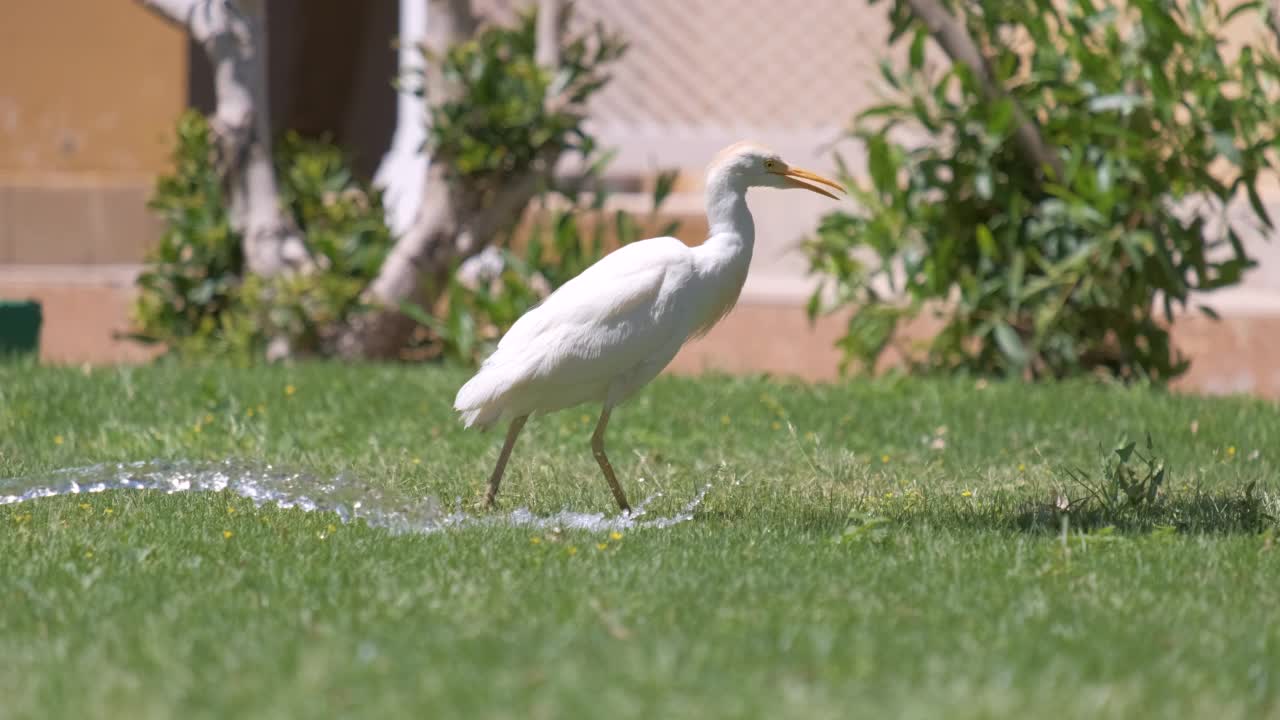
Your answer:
[776,166,845,199]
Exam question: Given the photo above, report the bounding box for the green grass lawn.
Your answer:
[2,362,1278,719]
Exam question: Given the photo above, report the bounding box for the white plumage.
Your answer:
[455,141,843,512]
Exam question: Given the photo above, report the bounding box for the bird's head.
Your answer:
[708,141,845,199]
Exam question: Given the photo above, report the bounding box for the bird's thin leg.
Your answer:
[482,415,528,510]
[591,407,632,513]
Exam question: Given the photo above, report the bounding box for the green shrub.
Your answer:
[806,0,1280,381]
[131,113,393,363]
[131,112,242,353]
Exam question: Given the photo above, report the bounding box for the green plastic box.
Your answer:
[0,300,42,356]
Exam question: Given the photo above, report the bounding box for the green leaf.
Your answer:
[1246,181,1273,229]
[878,58,902,90]
[909,28,927,71]
[866,136,898,195]
[398,301,439,330]
[806,289,823,321]
[614,210,636,247]
[993,323,1029,368]
[651,169,679,211]
[858,102,908,121]
[987,99,1014,137]
[976,224,997,258]
[1223,0,1262,23]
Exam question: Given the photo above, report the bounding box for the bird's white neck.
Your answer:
[701,170,754,259]
[685,169,755,335]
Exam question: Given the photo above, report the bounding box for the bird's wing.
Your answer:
[484,236,695,389]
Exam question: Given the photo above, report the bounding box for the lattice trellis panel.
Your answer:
[471,1,890,133]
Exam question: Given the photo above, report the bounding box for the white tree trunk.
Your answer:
[337,0,567,360]
[373,0,431,238]
[137,0,310,277]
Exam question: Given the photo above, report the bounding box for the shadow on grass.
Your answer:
[1010,490,1278,536]
[698,491,1277,537]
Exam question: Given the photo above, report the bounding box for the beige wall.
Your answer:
[0,0,186,265]
[0,0,188,177]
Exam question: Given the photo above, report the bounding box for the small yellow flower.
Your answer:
[721,415,731,426]
[84,550,93,559]
[771,421,782,431]
[204,414,214,423]
[285,384,297,396]
[581,414,591,424]
[1018,463,1026,472]
[246,408,255,418]
[609,531,623,541]
[596,543,608,551]
[1227,446,1237,457]
[881,454,890,464]
[227,506,237,515]
[566,546,578,556]
[223,530,234,539]
[54,435,64,445]
[412,457,421,465]
[104,508,114,515]
[79,503,91,512]
[327,523,337,534]
[193,423,202,433]
[961,489,973,498]
[530,536,542,545]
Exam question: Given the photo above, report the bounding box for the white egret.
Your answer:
[454,142,843,511]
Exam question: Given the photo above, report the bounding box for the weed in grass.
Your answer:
[1039,433,1276,534]
[1066,433,1168,515]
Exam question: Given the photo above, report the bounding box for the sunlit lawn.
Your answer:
[2,362,1278,719]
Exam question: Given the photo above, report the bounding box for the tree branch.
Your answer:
[1269,0,1280,52]
[535,0,563,70]
[903,0,1064,183]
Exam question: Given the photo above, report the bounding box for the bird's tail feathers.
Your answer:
[453,356,523,430]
